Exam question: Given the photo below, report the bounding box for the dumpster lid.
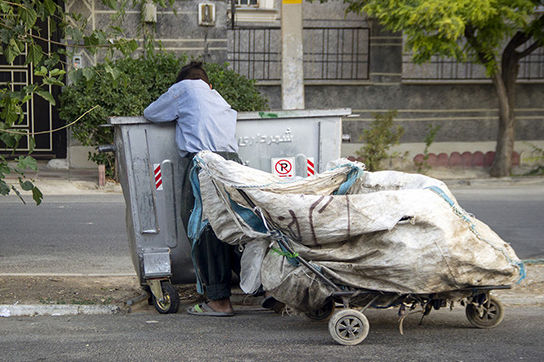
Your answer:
[236,108,351,120]
[109,108,351,125]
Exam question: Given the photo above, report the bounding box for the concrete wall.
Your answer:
[258,81,544,168]
[251,5,544,170]
[62,0,544,172]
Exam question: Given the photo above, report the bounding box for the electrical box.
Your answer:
[142,2,157,23]
[198,3,215,26]
[72,55,82,69]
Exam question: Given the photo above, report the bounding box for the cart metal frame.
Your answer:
[238,189,511,346]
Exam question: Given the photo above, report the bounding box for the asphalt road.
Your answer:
[453,185,544,260]
[0,194,132,275]
[1,306,543,361]
[0,184,542,275]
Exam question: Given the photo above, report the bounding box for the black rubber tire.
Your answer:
[152,282,180,314]
[328,309,370,346]
[305,298,335,321]
[465,295,504,329]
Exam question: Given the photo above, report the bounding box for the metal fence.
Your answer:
[402,46,544,81]
[227,26,370,81]
[518,46,544,80]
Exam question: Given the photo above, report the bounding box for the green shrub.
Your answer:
[59,52,269,176]
[356,111,404,172]
[415,124,442,174]
[523,143,544,176]
[204,62,268,112]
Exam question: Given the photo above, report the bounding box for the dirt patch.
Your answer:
[493,263,544,306]
[0,276,200,311]
[1,264,542,310]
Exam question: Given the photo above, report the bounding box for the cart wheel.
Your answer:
[465,295,504,329]
[306,298,335,321]
[152,282,180,314]
[328,309,370,346]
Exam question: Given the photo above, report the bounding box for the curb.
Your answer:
[444,176,544,188]
[523,259,544,265]
[0,304,120,317]
[498,296,544,306]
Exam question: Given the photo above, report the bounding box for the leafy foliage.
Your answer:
[523,143,544,176]
[204,63,269,112]
[59,54,268,176]
[0,155,42,205]
[0,0,178,203]
[343,0,544,176]
[356,111,404,171]
[344,0,543,73]
[415,124,442,174]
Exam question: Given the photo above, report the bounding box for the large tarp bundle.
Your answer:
[190,151,524,311]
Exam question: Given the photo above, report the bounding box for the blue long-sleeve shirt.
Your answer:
[144,79,238,157]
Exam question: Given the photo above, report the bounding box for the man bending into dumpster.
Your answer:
[144,61,241,317]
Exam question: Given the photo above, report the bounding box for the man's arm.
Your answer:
[143,88,178,123]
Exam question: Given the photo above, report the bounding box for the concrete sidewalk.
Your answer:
[5,161,122,195]
[5,160,544,196]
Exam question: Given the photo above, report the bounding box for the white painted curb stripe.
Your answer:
[0,304,120,317]
[0,273,136,277]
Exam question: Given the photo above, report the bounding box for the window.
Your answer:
[235,0,258,7]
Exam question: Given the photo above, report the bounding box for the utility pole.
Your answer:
[281,0,305,110]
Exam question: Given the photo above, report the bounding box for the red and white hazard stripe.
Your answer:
[154,163,163,191]
[307,157,315,176]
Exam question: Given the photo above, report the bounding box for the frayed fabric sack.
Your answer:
[190,151,524,309]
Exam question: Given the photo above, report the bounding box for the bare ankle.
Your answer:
[208,299,233,313]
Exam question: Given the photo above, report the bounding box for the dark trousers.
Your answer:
[180,152,242,300]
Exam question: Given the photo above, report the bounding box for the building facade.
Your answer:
[3,0,542,170]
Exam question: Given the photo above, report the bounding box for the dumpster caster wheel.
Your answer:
[328,309,369,346]
[306,298,335,321]
[466,295,504,329]
[152,282,180,314]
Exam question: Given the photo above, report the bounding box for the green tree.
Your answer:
[344,0,544,177]
[0,0,174,203]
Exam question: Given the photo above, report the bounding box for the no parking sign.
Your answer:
[271,157,295,178]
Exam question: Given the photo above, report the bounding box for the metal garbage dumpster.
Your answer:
[108,108,350,313]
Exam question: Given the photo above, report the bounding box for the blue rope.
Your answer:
[516,262,526,284]
[334,166,364,195]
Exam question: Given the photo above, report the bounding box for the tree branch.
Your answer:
[513,14,544,59]
[518,40,543,59]
[464,25,492,66]
[504,31,530,57]
[502,14,544,63]
[0,21,131,50]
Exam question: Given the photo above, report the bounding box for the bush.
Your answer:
[59,52,269,176]
[415,124,442,174]
[204,62,268,112]
[524,143,544,176]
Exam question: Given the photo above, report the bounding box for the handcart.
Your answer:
[237,188,511,346]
